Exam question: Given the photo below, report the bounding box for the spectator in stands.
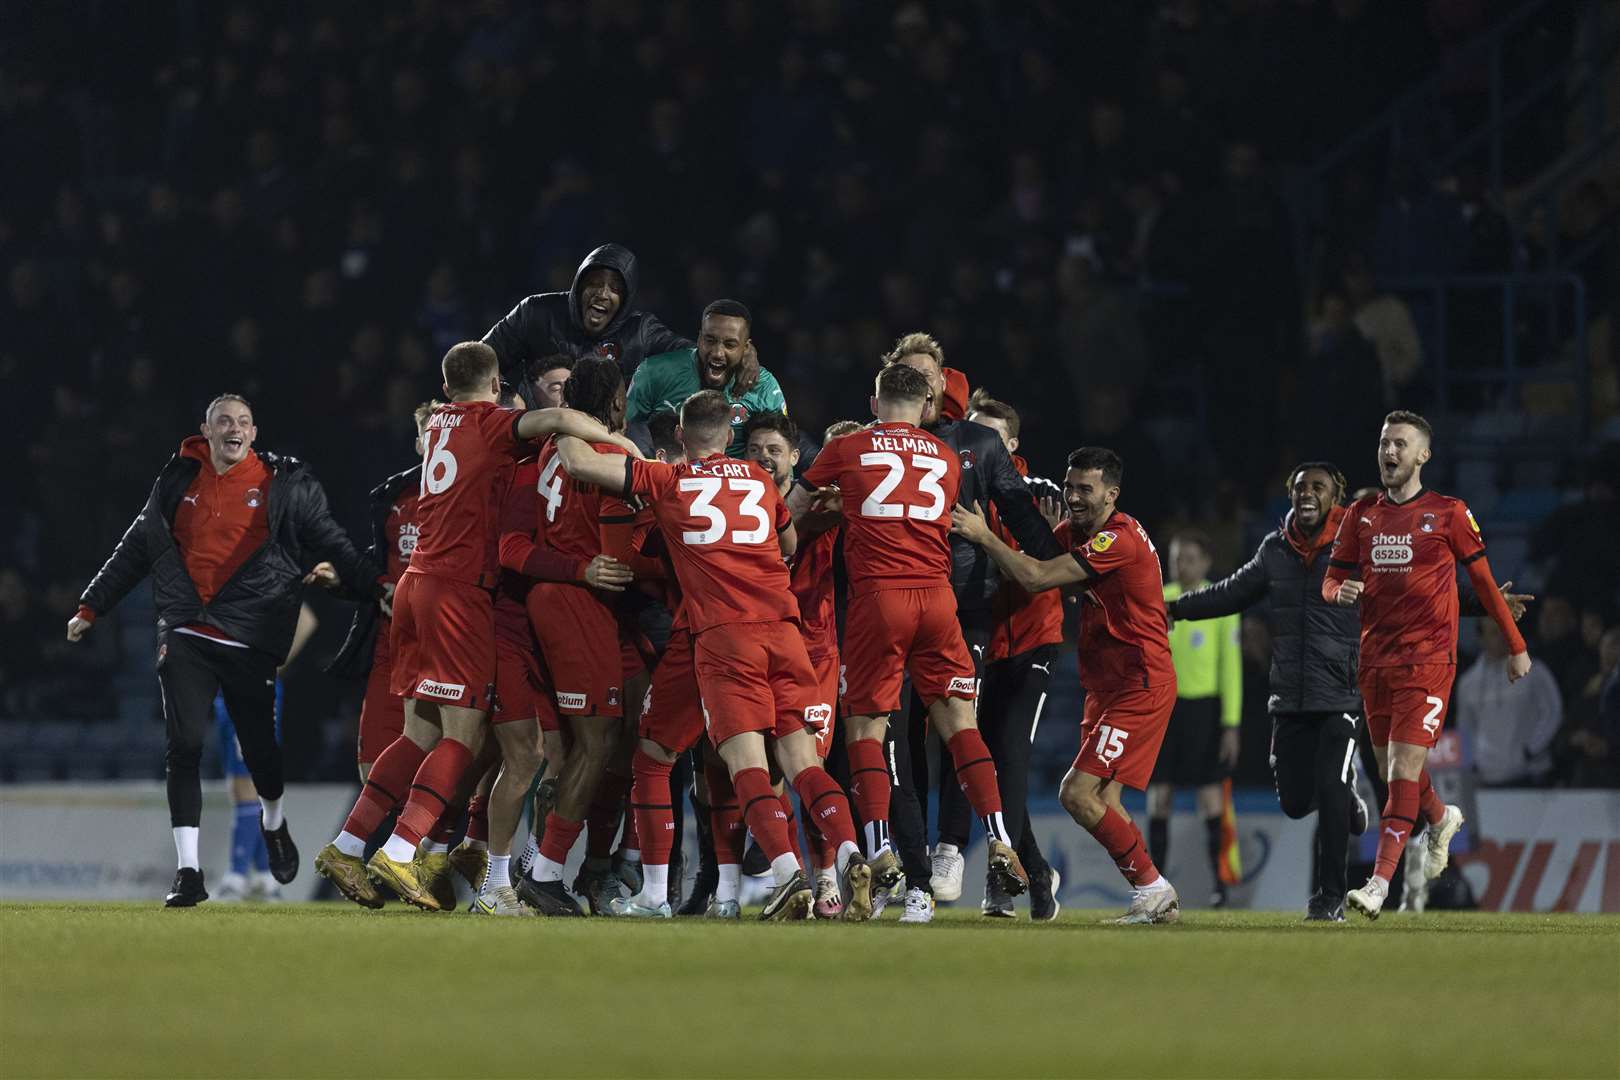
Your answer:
[1455,621,1563,787]
[1557,626,1620,787]
[1341,254,1424,408]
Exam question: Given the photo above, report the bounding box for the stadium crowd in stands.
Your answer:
[3,0,1616,797]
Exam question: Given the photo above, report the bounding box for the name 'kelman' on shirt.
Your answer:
[869,434,941,455]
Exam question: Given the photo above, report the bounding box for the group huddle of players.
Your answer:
[310,299,1532,926]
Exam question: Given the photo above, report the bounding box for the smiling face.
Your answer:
[202,398,256,470]
[745,427,799,492]
[894,353,944,425]
[1377,422,1430,491]
[578,267,624,333]
[697,313,749,390]
[1290,467,1337,530]
[1062,467,1117,535]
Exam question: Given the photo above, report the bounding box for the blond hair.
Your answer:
[881,331,945,372]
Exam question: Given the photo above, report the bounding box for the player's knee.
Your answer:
[635,738,678,766]
[1059,776,1102,827]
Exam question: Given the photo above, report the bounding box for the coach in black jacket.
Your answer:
[482,243,695,403]
[68,394,384,906]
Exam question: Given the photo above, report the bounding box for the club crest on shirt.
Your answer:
[1091,531,1117,553]
[594,341,620,362]
[959,449,976,471]
[1420,512,1437,533]
[244,488,263,508]
[729,403,750,426]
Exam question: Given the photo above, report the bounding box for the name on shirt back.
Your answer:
[426,412,464,430]
[869,434,940,455]
[690,460,753,479]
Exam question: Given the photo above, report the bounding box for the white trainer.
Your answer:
[215,872,249,903]
[898,887,935,924]
[1347,876,1389,920]
[929,843,964,902]
[1424,805,1464,880]
[1112,879,1180,924]
[474,885,535,916]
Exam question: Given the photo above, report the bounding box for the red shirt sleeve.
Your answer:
[483,404,521,455]
[627,458,675,501]
[1452,501,1526,653]
[498,459,540,575]
[1323,500,1363,601]
[774,486,791,533]
[801,436,844,490]
[1072,525,1134,576]
[1447,500,1488,565]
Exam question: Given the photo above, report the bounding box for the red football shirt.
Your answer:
[623,453,798,633]
[1058,512,1176,692]
[405,399,520,586]
[533,436,635,563]
[381,488,422,585]
[790,526,839,661]
[1327,488,1517,667]
[990,455,1064,660]
[800,422,959,596]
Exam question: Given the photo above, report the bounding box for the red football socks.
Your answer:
[630,749,675,867]
[538,813,584,867]
[585,771,631,858]
[1417,769,1445,827]
[394,738,474,847]
[465,794,489,844]
[946,729,1003,817]
[1090,806,1162,887]
[846,738,891,849]
[733,767,793,863]
[342,736,427,839]
[705,760,744,866]
[792,766,857,851]
[1374,778,1419,881]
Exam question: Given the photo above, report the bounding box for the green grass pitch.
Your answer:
[3,902,1616,1079]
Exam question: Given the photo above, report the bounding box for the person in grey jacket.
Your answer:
[1170,461,1528,920]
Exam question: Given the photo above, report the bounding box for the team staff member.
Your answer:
[1149,529,1243,909]
[625,300,785,457]
[69,393,386,907]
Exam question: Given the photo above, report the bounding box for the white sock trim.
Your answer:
[258,795,284,831]
[173,826,200,870]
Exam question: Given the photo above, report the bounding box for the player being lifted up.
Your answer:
[315,341,636,910]
[1324,411,1531,920]
[951,447,1181,924]
[801,363,1029,903]
[556,389,873,921]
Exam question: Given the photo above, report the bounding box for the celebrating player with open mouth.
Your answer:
[1324,411,1532,920]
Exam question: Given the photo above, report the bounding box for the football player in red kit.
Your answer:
[1324,411,1532,920]
[314,342,636,910]
[952,446,1182,924]
[801,364,1029,905]
[556,389,873,921]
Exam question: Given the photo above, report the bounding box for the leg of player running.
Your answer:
[1144,782,1173,875]
[1351,739,1439,918]
[702,746,744,915]
[930,697,1027,895]
[1060,769,1177,923]
[317,700,441,908]
[842,713,893,857]
[368,702,486,910]
[772,727,873,921]
[613,738,681,915]
[476,719,541,914]
[715,730,811,921]
[517,715,613,915]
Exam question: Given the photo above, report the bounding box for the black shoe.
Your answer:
[666,852,686,908]
[1028,866,1061,922]
[515,876,583,916]
[261,818,299,884]
[1209,884,1229,909]
[741,839,770,877]
[1348,760,1369,836]
[980,872,1015,918]
[677,860,717,916]
[1305,893,1345,922]
[165,868,208,907]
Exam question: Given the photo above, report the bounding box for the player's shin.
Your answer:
[334,736,427,856]
[845,734,892,854]
[732,767,799,885]
[1417,769,1446,827]
[1372,778,1419,883]
[630,748,676,903]
[387,737,476,861]
[1091,805,1163,888]
[945,728,1010,844]
[790,766,860,874]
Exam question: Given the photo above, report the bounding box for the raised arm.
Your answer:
[556,435,638,496]
[951,502,1088,593]
[73,491,159,638]
[1171,545,1269,621]
[515,407,641,457]
[981,433,1062,559]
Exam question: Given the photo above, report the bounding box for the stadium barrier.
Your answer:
[3,783,1616,911]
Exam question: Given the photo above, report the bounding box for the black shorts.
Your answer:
[1149,696,1226,787]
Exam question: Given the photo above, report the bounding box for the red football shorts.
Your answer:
[1359,663,1456,749]
[806,650,839,758]
[357,625,403,765]
[493,599,554,728]
[639,627,705,754]
[1073,682,1176,791]
[389,571,495,710]
[528,582,640,718]
[840,587,976,715]
[693,621,826,747]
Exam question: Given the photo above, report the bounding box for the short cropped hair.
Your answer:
[536,353,576,376]
[205,393,252,422]
[701,299,752,333]
[966,388,1019,440]
[647,410,682,459]
[1171,528,1213,556]
[875,362,931,404]
[823,419,863,443]
[745,412,798,447]
[442,341,499,394]
[679,389,733,446]
[881,331,945,372]
[1384,409,1432,442]
[1067,446,1124,489]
